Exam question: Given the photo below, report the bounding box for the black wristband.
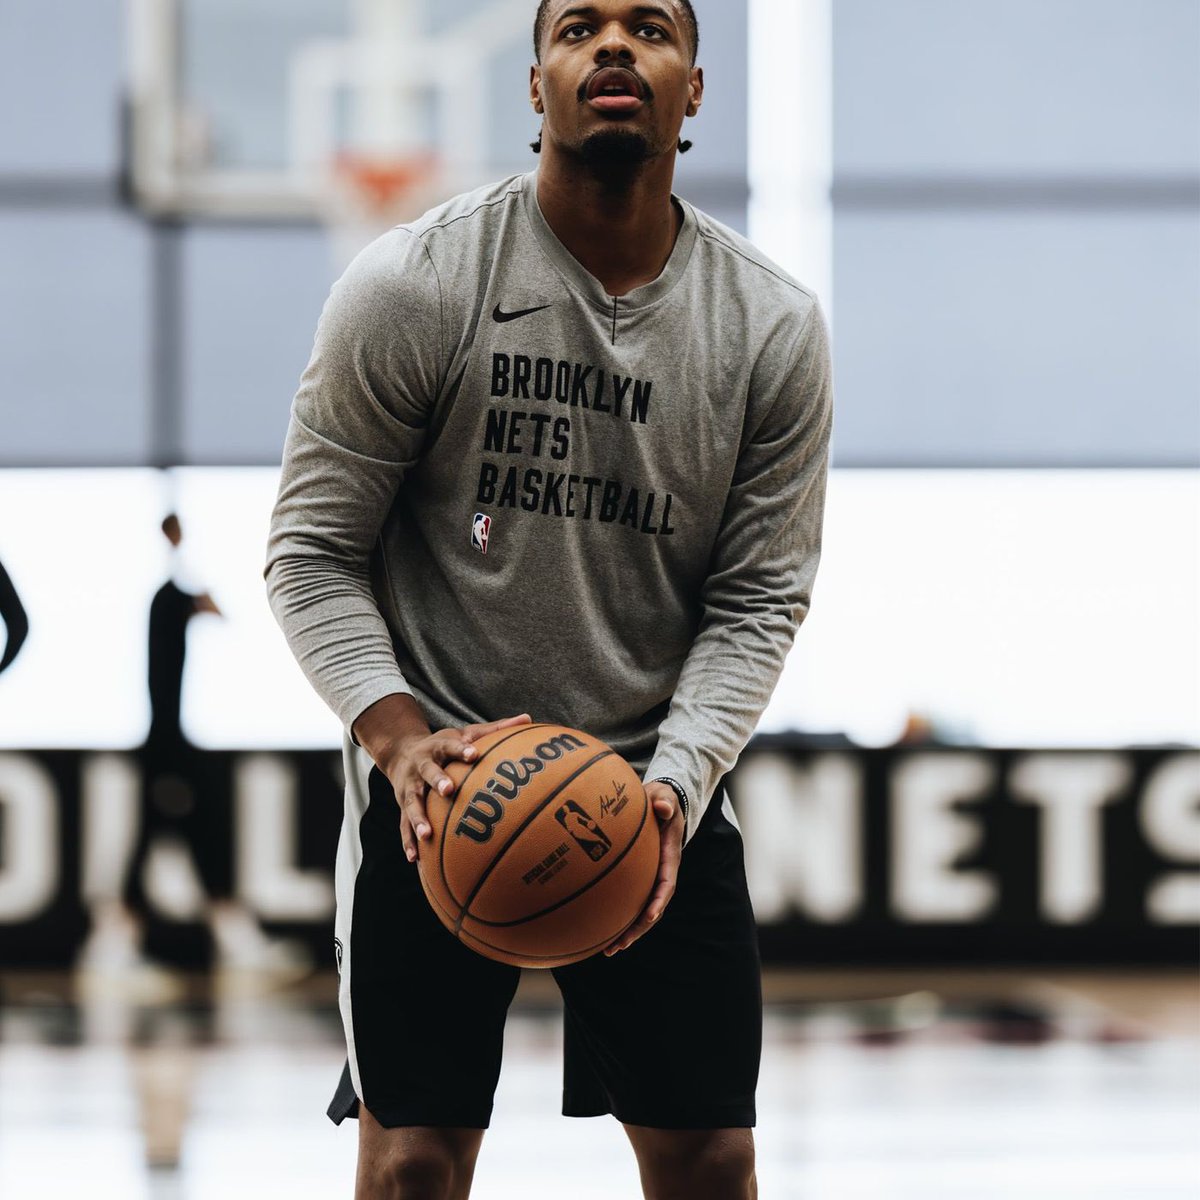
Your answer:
[651,777,690,828]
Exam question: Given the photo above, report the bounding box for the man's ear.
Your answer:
[531,65,545,115]
[686,66,704,118]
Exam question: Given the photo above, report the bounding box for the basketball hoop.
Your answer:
[334,152,438,214]
[323,151,444,271]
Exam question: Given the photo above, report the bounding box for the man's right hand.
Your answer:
[353,694,531,863]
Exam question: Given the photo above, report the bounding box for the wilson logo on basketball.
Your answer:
[454,732,588,843]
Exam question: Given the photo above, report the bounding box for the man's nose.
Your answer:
[594,22,637,63]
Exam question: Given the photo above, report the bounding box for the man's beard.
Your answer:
[576,127,654,187]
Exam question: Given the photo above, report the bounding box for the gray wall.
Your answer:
[0,0,124,176]
[0,212,152,464]
[832,0,1200,466]
[0,0,146,464]
[181,227,339,463]
[0,0,1195,467]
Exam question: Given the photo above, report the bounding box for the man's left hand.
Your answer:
[604,781,685,956]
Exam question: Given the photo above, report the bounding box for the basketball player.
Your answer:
[125,513,232,936]
[84,514,301,981]
[146,515,222,749]
[266,1,832,1195]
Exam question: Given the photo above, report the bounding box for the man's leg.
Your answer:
[356,1108,485,1200]
[623,1127,757,1200]
[554,789,763,1188]
[331,759,521,1196]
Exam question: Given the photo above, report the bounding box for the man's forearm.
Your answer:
[645,602,801,841]
[649,301,833,837]
[264,552,411,732]
[353,693,433,774]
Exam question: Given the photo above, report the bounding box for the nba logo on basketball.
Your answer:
[555,800,612,863]
[471,513,492,555]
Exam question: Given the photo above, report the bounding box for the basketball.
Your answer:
[417,723,661,968]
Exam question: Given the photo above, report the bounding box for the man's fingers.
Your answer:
[652,796,677,822]
[605,794,683,955]
[643,831,681,925]
[416,745,460,799]
[606,859,680,955]
[605,878,676,956]
[461,713,533,742]
[399,781,431,860]
[409,733,489,801]
[438,734,482,765]
[644,874,677,926]
[399,810,417,864]
[389,725,513,864]
[650,804,684,908]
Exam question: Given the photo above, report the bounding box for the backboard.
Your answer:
[126,0,533,224]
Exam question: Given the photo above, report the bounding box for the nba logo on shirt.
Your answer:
[471,513,492,555]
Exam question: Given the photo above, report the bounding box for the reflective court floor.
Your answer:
[0,969,1196,1199]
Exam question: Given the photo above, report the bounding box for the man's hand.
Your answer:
[195,592,223,617]
[353,694,531,863]
[604,781,685,956]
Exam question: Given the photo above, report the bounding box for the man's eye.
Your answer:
[636,24,668,40]
[562,23,592,40]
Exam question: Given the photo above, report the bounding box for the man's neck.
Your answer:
[536,148,682,298]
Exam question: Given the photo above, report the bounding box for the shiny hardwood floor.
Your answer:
[0,969,1196,1199]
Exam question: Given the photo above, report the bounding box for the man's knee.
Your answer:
[629,1128,757,1200]
[356,1115,482,1200]
[358,1147,455,1199]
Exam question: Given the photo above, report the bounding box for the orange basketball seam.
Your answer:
[419,867,464,932]
[453,748,617,935]
[466,784,651,928]
[437,723,555,911]
[455,918,633,967]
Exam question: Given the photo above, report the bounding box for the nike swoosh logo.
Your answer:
[493,303,552,324]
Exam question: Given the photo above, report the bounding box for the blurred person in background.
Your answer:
[0,554,29,676]
[79,513,307,986]
[146,514,223,747]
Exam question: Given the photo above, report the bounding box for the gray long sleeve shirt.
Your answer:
[266,171,832,841]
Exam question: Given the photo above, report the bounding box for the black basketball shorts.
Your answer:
[327,752,762,1131]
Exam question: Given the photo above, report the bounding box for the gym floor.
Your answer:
[0,968,1195,1199]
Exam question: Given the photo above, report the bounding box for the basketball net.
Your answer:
[324,151,444,273]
